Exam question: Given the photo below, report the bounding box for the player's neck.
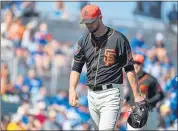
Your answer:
[93,25,108,37]
[137,71,145,78]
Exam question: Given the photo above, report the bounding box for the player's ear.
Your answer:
[98,15,102,19]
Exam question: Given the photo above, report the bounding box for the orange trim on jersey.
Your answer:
[138,74,149,98]
[138,74,149,85]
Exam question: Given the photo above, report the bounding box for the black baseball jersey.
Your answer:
[72,27,134,87]
[137,71,164,107]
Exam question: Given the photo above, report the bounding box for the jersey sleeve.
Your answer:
[71,38,86,73]
[148,78,164,107]
[118,34,134,72]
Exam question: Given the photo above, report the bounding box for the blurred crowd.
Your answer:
[1,1,177,131]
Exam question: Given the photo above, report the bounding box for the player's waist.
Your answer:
[87,83,122,91]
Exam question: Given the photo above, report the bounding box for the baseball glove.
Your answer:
[127,99,152,128]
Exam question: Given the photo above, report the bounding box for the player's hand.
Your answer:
[69,89,79,107]
[134,93,145,102]
[131,94,146,111]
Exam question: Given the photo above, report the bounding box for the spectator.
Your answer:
[52,90,69,109]
[55,1,65,14]
[35,22,49,47]
[21,19,38,51]
[145,33,168,80]
[10,2,23,18]
[7,114,24,130]
[159,57,175,87]
[1,9,13,39]
[3,2,38,18]
[20,2,38,17]
[8,16,25,48]
[76,104,90,123]
[33,44,51,76]
[1,63,13,94]
[50,40,68,72]
[14,75,24,91]
[23,69,43,92]
[55,107,68,127]
[144,49,162,80]
[168,4,178,25]
[34,101,47,125]
[33,22,52,75]
[16,103,31,129]
[31,87,49,105]
[54,1,68,19]
[154,33,168,62]
[41,110,62,130]
[44,39,57,59]
[158,104,173,129]
[26,115,37,130]
[1,36,14,58]
[19,85,31,103]
[164,76,178,121]
[130,30,147,55]
[1,10,14,58]
[1,115,10,130]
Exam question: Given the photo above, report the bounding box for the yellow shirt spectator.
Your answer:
[7,122,23,130]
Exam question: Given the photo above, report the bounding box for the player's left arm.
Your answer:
[148,79,164,107]
[118,34,143,102]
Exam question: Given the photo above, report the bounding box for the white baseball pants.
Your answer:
[87,84,124,130]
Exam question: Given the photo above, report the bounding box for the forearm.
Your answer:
[148,92,164,106]
[69,71,80,91]
[126,70,141,97]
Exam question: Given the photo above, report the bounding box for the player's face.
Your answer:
[134,62,142,74]
[85,18,100,33]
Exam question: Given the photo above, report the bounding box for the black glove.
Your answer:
[127,99,152,128]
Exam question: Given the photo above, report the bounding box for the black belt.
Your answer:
[89,84,113,91]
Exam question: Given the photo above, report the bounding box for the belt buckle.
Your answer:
[102,85,107,90]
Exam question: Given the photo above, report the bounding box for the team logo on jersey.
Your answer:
[140,84,148,93]
[104,49,116,66]
[140,84,148,98]
[74,43,81,55]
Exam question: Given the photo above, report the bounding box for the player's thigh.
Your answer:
[99,88,123,130]
[87,89,100,130]
[99,108,121,130]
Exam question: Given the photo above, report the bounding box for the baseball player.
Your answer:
[127,54,165,130]
[69,4,144,130]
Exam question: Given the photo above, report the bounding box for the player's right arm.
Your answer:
[69,71,80,107]
[69,71,80,92]
[69,39,86,107]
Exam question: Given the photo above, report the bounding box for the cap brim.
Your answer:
[133,61,143,65]
[80,18,97,24]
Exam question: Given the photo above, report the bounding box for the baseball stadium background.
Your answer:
[1,1,177,130]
